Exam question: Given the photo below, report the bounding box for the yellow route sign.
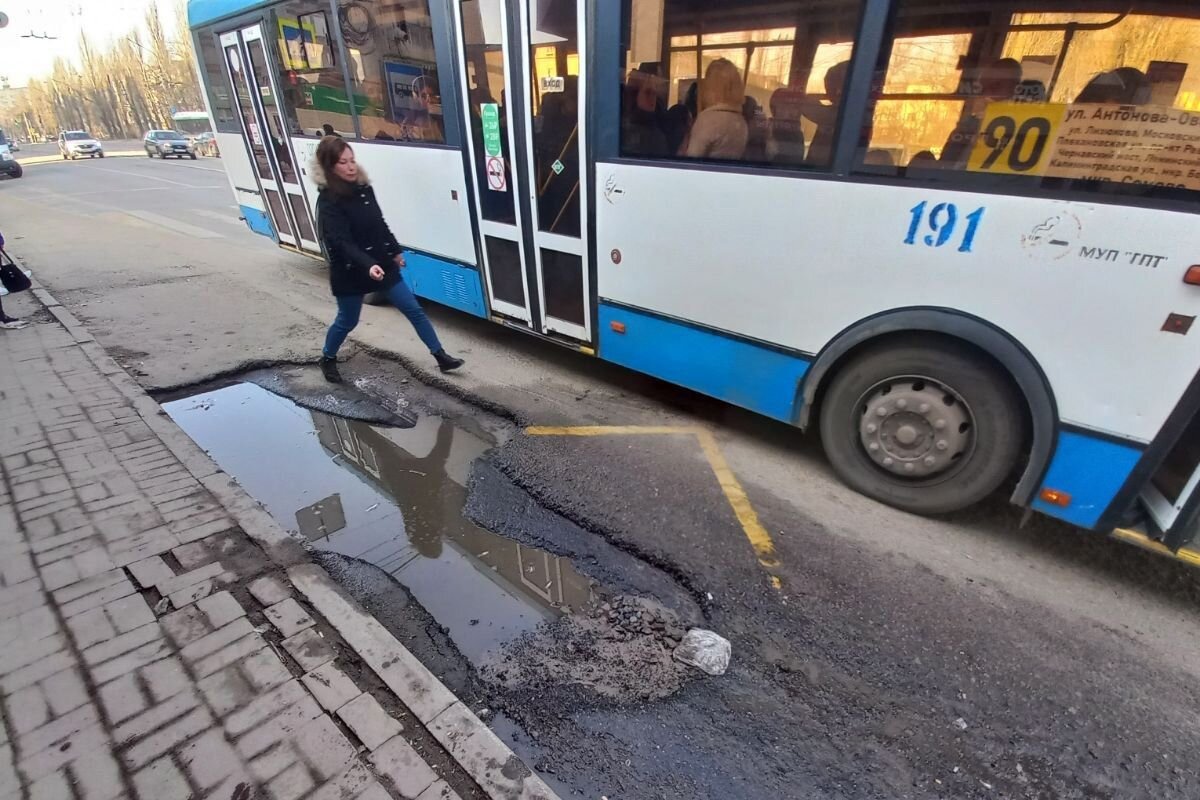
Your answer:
[967,101,1200,190]
[967,101,1065,176]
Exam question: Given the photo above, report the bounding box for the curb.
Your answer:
[12,260,561,800]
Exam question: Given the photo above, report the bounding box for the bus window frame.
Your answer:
[596,0,1200,216]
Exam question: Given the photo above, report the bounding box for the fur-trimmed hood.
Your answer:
[310,158,370,190]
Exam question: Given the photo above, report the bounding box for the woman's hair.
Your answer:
[699,58,744,111]
[316,135,354,195]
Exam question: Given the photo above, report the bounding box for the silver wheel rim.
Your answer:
[855,375,975,481]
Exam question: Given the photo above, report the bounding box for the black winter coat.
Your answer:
[316,183,403,297]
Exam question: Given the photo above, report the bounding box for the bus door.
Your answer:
[454,0,592,343]
[220,26,320,253]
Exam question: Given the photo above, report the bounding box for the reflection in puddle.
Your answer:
[165,382,595,665]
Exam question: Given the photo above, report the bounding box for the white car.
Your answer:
[58,130,104,160]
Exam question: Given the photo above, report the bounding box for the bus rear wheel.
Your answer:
[818,338,1024,515]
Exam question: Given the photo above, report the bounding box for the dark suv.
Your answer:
[0,129,20,179]
[144,130,197,160]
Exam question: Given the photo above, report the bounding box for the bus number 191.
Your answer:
[905,201,986,254]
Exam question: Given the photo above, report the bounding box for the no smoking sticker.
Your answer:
[486,156,507,192]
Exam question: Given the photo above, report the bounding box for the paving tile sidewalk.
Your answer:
[0,287,558,800]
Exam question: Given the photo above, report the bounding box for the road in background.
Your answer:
[3,156,1200,799]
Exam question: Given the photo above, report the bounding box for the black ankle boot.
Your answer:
[320,356,342,384]
[433,350,464,373]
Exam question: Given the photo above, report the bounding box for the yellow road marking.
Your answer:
[694,429,781,570]
[1112,528,1200,568]
[526,424,783,587]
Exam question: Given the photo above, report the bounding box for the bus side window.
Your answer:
[270,2,353,138]
[336,0,447,146]
[619,0,865,170]
[857,0,1200,202]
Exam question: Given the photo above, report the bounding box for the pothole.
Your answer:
[164,380,598,665]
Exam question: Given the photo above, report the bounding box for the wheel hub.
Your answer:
[858,378,973,478]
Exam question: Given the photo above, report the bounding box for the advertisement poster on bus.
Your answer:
[383,60,443,141]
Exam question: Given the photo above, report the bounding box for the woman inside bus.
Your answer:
[313,136,464,383]
[685,58,749,160]
[622,67,670,156]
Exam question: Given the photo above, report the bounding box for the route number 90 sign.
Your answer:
[966,102,1063,176]
[966,100,1200,190]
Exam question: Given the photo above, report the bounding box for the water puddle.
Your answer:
[164,381,596,666]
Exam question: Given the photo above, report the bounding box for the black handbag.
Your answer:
[0,248,31,294]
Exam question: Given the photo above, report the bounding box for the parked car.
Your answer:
[192,131,219,157]
[58,130,104,159]
[144,130,197,160]
[0,148,21,179]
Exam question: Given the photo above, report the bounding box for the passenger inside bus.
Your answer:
[1075,67,1151,104]
[685,58,749,160]
[743,96,769,162]
[662,81,697,156]
[939,58,1023,167]
[799,60,850,166]
[767,88,807,165]
[622,68,670,156]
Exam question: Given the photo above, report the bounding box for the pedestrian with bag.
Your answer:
[312,136,463,383]
[0,230,32,330]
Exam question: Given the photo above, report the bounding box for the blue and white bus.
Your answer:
[187,0,1200,556]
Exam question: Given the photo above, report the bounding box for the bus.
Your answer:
[186,0,1200,556]
[171,111,214,137]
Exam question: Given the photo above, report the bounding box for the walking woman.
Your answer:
[313,136,463,382]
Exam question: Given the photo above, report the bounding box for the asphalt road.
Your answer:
[3,156,1200,799]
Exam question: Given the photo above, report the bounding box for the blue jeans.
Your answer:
[323,280,443,358]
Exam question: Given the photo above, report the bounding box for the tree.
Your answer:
[11,3,205,138]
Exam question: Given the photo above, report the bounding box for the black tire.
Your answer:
[62,153,67,160]
[818,337,1025,515]
[146,150,153,158]
[99,152,105,158]
[189,153,197,160]
[10,165,22,179]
